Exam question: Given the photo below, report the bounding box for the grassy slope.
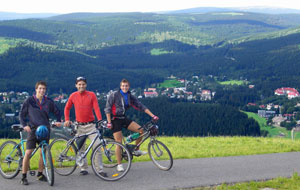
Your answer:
[218,80,246,85]
[150,48,172,55]
[158,79,184,88]
[244,111,300,139]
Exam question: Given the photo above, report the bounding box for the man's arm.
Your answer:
[104,93,114,128]
[50,99,61,122]
[145,109,155,118]
[64,94,73,126]
[92,93,102,121]
[104,92,114,116]
[130,95,158,120]
[130,94,147,111]
[19,99,29,127]
[19,98,31,132]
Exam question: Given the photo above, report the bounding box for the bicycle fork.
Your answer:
[150,140,163,157]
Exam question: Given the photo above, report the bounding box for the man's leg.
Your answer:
[38,149,44,172]
[36,149,47,181]
[127,121,143,147]
[76,126,88,174]
[21,149,33,185]
[113,131,123,165]
[87,126,104,173]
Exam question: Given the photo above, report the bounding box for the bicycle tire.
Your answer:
[0,141,22,179]
[43,145,54,186]
[49,138,77,176]
[148,140,173,171]
[91,141,131,181]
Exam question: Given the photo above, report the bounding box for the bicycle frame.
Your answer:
[6,130,43,160]
[122,121,156,153]
[61,123,107,160]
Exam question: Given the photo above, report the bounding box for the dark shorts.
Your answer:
[26,128,50,150]
[111,117,133,133]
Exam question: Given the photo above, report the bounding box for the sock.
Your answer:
[37,172,43,176]
[22,173,27,179]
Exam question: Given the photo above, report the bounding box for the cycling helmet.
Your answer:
[149,125,159,136]
[35,125,49,140]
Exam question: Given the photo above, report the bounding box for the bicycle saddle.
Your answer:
[11,124,23,132]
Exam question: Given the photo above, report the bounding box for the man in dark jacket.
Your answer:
[105,79,158,172]
[19,81,61,185]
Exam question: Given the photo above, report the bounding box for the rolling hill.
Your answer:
[1,11,300,50]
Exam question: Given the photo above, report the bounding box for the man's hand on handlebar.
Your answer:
[64,120,72,127]
[24,126,31,133]
[152,115,159,122]
[53,122,62,127]
[107,122,112,129]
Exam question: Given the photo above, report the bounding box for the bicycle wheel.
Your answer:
[42,145,54,186]
[148,140,173,171]
[50,138,77,176]
[91,141,131,181]
[0,141,22,179]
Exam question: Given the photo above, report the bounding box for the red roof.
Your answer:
[202,90,211,94]
[288,92,300,96]
[144,92,158,95]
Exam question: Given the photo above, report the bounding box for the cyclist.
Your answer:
[19,81,62,185]
[64,77,105,176]
[105,79,159,172]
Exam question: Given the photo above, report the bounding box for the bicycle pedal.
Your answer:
[29,171,36,176]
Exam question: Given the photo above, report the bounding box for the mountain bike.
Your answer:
[106,119,173,171]
[49,120,131,181]
[0,124,54,186]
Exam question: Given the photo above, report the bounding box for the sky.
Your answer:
[1,0,300,14]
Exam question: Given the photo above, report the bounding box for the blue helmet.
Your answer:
[35,125,49,140]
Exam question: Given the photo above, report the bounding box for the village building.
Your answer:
[275,87,300,99]
[144,91,158,98]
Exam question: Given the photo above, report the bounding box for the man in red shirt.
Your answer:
[64,77,104,176]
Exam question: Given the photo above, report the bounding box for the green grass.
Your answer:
[2,136,300,171]
[158,79,184,88]
[244,111,300,139]
[150,48,173,55]
[189,173,300,190]
[218,80,247,85]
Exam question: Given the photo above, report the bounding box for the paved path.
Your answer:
[1,152,300,190]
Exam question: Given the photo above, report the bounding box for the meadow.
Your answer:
[157,79,184,88]
[150,48,173,55]
[245,111,300,139]
[218,80,247,86]
[2,136,300,170]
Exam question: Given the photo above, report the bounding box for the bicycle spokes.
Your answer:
[91,141,132,181]
[49,138,77,176]
[0,141,22,179]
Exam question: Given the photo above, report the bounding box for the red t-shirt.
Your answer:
[64,91,102,122]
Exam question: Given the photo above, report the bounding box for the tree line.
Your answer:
[0,97,260,138]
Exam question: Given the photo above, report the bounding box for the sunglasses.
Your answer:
[76,77,87,84]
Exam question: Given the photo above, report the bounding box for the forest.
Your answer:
[0,97,260,138]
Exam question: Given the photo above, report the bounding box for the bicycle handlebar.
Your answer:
[138,119,157,130]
